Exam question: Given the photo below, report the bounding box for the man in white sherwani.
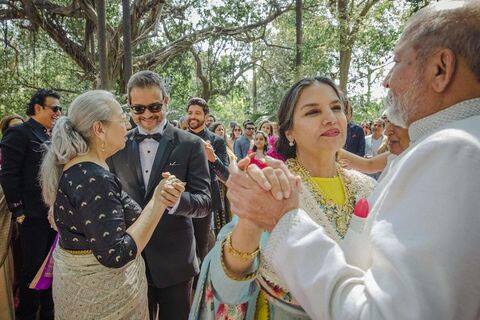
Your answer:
[226,1,480,319]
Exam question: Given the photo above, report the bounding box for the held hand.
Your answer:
[227,163,302,231]
[154,172,186,208]
[204,141,216,163]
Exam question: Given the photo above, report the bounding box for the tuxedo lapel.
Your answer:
[146,124,175,197]
[128,128,146,192]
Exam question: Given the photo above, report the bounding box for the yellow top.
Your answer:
[309,176,346,206]
[256,176,345,319]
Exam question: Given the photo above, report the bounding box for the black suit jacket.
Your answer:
[344,122,366,157]
[0,118,50,221]
[107,124,211,288]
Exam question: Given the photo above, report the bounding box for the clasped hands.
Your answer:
[226,156,301,231]
[155,172,186,208]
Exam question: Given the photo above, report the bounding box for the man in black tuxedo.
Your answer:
[186,98,230,261]
[0,89,61,320]
[107,71,211,320]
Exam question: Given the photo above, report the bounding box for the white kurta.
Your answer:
[264,98,480,320]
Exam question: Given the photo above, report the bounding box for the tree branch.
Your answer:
[136,4,292,69]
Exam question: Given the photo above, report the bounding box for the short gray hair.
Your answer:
[40,90,119,207]
[401,1,480,80]
[127,70,168,103]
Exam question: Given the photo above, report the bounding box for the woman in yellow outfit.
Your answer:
[190,77,375,320]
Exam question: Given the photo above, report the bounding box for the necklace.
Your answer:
[286,158,356,238]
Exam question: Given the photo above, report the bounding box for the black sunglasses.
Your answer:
[128,102,163,115]
[43,105,62,113]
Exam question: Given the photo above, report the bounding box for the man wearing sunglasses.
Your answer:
[107,70,211,320]
[233,120,255,160]
[0,88,61,320]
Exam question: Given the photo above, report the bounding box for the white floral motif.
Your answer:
[95,195,102,201]
[98,214,106,219]
[109,249,115,254]
[89,178,96,183]
[85,220,91,225]
[103,232,110,237]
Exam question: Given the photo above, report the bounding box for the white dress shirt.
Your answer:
[138,120,166,187]
[138,120,179,213]
[264,98,480,320]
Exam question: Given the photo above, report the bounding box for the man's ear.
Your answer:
[34,103,43,115]
[163,96,170,105]
[430,48,456,93]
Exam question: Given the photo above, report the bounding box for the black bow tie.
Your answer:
[134,133,162,142]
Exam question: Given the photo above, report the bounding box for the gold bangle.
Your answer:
[224,231,260,261]
[220,239,258,281]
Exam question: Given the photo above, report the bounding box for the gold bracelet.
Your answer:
[224,231,260,261]
[220,238,258,281]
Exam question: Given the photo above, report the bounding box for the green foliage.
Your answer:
[0,0,414,125]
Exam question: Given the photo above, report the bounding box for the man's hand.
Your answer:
[226,159,301,231]
[204,141,216,163]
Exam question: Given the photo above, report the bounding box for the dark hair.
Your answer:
[243,120,254,129]
[127,70,168,103]
[187,97,209,115]
[208,114,216,121]
[276,76,342,160]
[257,120,273,136]
[210,121,228,140]
[170,119,179,127]
[0,114,25,135]
[27,89,60,116]
[230,124,242,141]
[252,131,269,154]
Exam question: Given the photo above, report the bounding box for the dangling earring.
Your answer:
[101,141,106,153]
[289,140,295,147]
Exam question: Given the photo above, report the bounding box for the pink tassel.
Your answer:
[354,198,370,218]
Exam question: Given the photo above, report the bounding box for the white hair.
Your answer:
[40,90,119,207]
[402,0,480,79]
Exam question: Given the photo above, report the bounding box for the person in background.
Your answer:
[228,124,242,151]
[211,122,236,163]
[178,116,188,130]
[210,121,236,227]
[257,120,273,137]
[170,119,179,128]
[233,120,255,160]
[361,121,372,136]
[0,89,61,320]
[248,130,269,169]
[187,97,230,247]
[343,98,365,156]
[364,118,387,158]
[338,118,410,178]
[0,113,25,320]
[205,114,216,129]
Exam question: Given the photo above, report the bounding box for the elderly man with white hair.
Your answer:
[225,1,480,319]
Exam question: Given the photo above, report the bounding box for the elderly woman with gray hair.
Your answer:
[40,90,185,319]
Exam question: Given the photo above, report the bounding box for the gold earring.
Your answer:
[101,141,106,153]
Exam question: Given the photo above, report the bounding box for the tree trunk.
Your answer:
[295,0,302,80]
[96,0,108,89]
[338,44,352,93]
[122,0,132,93]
